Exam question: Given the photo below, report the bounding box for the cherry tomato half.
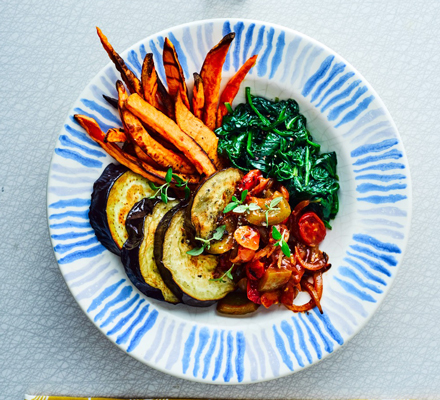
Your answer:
[234,226,260,250]
[298,212,326,246]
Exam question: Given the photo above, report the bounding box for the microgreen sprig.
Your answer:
[265,196,283,226]
[223,189,261,214]
[209,264,235,283]
[149,168,191,203]
[272,226,291,257]
[186,225,226,256]
[172,173,191,200]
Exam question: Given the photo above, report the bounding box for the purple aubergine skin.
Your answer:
[154,201,217,308]
[89,163,128,256]
[121,198,173,302]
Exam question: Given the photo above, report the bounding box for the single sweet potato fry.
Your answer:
[156,75,174,119]
[133,143,165,170]
[125,93,216,176]
[163,38,190,109]
[104,128,127,143]
[116,80,128,119]
[148,130,180,152]
[200,33,235,130]
[192,72,204,120]
[122,108,196,174]
[96,27,142,96]
[103,94,118,109]
[74,114,106,141]
[74,114,199,186]
[121,141,136,157]
[175,92,220,168]
[141,53,162,110]
[216,54,258,128]
[74,113,159,181]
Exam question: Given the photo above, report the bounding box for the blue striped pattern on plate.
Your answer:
[47,19,412,384]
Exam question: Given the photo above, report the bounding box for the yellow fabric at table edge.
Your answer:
[25,396,202,400]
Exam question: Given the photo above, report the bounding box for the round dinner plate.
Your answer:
[47,18,412,384]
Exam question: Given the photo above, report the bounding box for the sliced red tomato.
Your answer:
[245,259,265,280]
[298,212,326,246]
[250,177,270,196]
[247,279,262,304]
[260,290,280,308]
[279,185,290,202]
[230,245,255,264]
[234,226,260,250]
[238,169,262,192]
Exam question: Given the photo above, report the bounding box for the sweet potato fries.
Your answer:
[75,28,257,186]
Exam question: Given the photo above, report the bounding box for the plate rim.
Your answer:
[47,17,413,384]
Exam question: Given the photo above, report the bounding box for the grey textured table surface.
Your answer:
[1,0,439,399]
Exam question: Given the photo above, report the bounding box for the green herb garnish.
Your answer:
[149,168,191,203]
[272,226,291,258]
[216,88,340,224]
[186,225,226,256]
[265,196,283,226]
[172,173,191,200]
[209,264,235,283]
[223,189,261,214]
[233,203,261,213]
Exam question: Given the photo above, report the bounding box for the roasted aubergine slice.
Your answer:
[89,163,154,255]
[154,202,235,307]
[121,198,180,303]
[188,167,242,240]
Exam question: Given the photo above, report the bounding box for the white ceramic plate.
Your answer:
[47,18,412,384]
